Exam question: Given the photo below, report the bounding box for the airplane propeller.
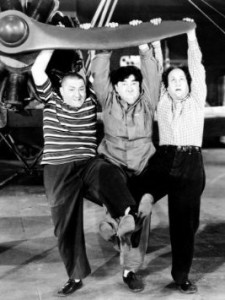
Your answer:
[0,0,195,110]
[0,9,196,54]
[0,0,79,110]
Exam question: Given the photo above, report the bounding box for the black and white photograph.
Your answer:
[0,0,225,299]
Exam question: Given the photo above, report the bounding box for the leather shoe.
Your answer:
[57,279,82,296]
[123,271,144,292]
[177,280,197,294]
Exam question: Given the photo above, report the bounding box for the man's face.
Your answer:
[60,77,86,108]
[167,68,189,101]
[115,75,140,105]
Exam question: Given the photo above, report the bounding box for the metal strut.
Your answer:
[198,0,225,20]
[85,0,119,75]
[188,0,225,35]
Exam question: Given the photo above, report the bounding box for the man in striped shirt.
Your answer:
[31,50,141,296]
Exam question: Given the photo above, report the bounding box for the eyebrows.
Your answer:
[169,73,187,80]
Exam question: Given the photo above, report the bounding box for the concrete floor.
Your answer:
[0,148,225,300]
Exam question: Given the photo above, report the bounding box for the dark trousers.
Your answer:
[134,146,205,284]
[44,156,136,280]
[98,157,158,271]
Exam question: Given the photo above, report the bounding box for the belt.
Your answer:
[159,145,201,154]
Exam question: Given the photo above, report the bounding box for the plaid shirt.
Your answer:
[157,39,207,147]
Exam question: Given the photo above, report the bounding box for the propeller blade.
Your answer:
[0,10,196,55]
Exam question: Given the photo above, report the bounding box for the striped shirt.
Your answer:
[36,78,97,165]
[157,39,207,147]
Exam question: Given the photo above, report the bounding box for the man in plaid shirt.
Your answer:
[136,18,206,294]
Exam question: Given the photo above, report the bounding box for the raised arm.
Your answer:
[90,22,119,107]
[31,50,54,103]
[186,18,207,107]
[91,50,112,107]
[31,50,54,86]
[137,18,162,111]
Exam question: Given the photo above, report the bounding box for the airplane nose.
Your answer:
[0,14,28,47]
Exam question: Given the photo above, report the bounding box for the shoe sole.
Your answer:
[131,287,144,293]
[123,278,144,293]
[177,283,198,294]
[126,285,144,293]
[178,287,197,294]
[57,282,83,297]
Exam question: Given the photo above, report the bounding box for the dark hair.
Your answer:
[61,72,86,86]
[162,65,192,91]
[110,66,143,88]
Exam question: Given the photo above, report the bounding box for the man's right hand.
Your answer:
[183,18,196,41]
